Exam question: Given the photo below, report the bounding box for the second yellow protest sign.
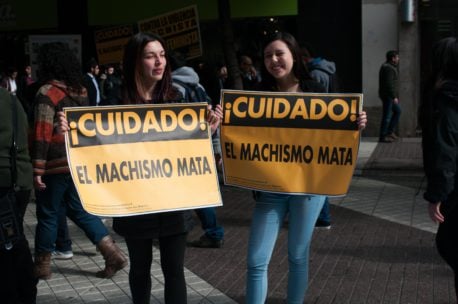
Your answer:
[220,90,363,196]
[65,103,221,216]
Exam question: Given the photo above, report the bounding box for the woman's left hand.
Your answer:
[56,111,70,134]
[207,104,223,134]
[357,111,367,130]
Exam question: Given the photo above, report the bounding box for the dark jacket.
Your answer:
[258,78,325,94]
[422,80,458,214]
[112,88,194,239]
[0,88,33,190]
[100,74,122,106]
[378,62,399,100]
[82,74,100,106]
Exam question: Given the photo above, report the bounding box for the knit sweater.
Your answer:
[31,81,88,176]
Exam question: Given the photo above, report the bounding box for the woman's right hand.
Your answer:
[428,202,444,223]
[56,111,70,134]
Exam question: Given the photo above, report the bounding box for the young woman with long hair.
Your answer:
[58,32,222,304]
[245,32,367,303]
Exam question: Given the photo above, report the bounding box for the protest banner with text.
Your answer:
[220,90,363,196]
[138,5,202,60]
[65,103,222,217]
[94,25,134,66]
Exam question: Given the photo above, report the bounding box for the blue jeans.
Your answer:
[55,203,72,252]
[379,97,401,138]
[246,192,325,304]
[34,174,108,254]
[317,197,331,223]
[194,207,224,240]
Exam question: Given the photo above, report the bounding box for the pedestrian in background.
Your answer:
[169,51,225,249]
[82,58,101,106]
[31,42,127,280]
[0,87,37,303]
[378,50,401,143]
[245,32,367,303]
[420,36,458,301]
[301,45,340,230]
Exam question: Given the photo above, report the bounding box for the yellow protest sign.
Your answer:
[220,90,363,196]
[65,103,222,216]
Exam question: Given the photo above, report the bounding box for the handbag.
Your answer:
[0,94,23,250]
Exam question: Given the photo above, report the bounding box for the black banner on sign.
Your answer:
[66,103,208,148]
[222,91,361,130]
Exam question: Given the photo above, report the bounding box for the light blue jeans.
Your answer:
[246,192,325,304]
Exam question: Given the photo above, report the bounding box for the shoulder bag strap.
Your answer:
[10,94,18,189]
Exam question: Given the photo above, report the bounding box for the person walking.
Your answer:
[31,42,127,280]
[245,32,367,304]
[0,87,38,304]
[169,51,225,249]
[58,32,223,303]
[420,36,458,301]
[378,50,401,143]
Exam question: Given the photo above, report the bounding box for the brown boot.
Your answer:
[96,235,128,278]
[34,252,52,280]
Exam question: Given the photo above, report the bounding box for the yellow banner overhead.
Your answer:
[65,103,222,217]
[220,90,363,196]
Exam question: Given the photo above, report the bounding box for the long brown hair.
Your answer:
[122,32,177,104]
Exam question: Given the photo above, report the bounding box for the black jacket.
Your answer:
[82,74,100,106]
[378,62,399,100]
[113,209,194,239]
[0,88,33,190]
[422,80,458,213]
[112,88,194,239]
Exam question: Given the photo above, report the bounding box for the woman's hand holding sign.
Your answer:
[57,111,69,133]
[207,104,223,134]
[357,111,367,130]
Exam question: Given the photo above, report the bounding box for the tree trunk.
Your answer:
[218,0,243,90]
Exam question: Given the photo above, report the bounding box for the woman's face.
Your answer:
[141,40,166,85]
[263,40,294,81]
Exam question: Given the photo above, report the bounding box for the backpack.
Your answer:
[173,78,212,104]
[312,67,341,93]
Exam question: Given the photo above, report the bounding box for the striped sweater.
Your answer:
[31,81,88,176]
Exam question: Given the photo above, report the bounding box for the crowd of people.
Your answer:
[1,29,456,304]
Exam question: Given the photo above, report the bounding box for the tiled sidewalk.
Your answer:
[25,137,455,303]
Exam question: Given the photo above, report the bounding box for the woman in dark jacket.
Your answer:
[59,32,222,304]
[420,36,458,300]
[115,32,192,304]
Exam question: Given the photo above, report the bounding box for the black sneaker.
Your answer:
[379,136,394,143]
[188,235,224,248]
[315,220,331,230]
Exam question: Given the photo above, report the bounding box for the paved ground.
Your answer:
[26,137,456,303]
